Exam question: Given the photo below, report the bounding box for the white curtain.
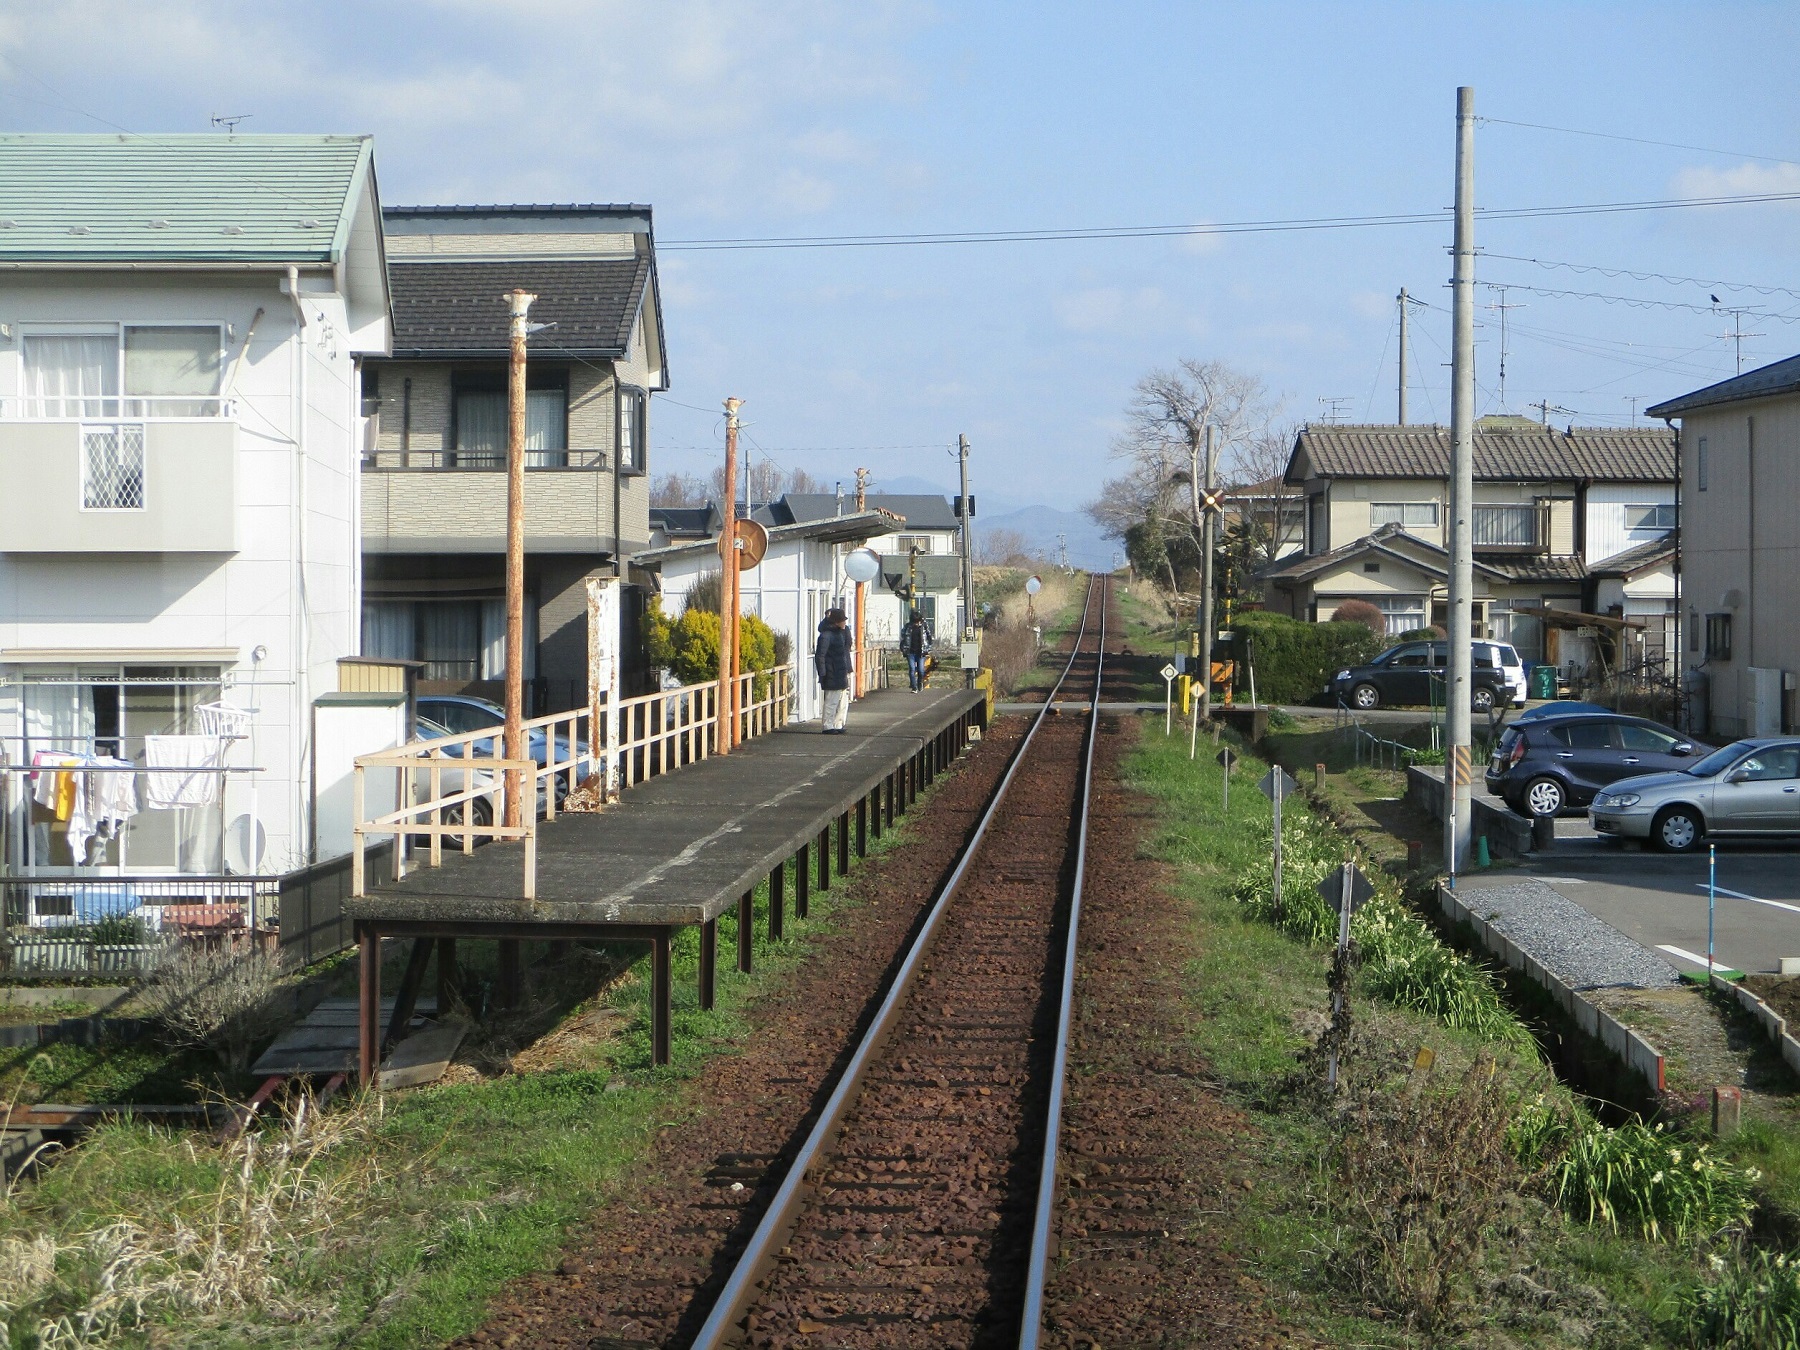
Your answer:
[420,604,480,680]
[124,326,221,416]
[454,392,506,467]
[361,602,414,661]
[526,389,566,467]
[22,679,97,752]
[478,598,535,680]
[23,335,118,418]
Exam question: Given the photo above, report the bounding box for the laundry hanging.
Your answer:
[143,735,225,809]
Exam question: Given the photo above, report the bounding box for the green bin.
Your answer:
[1528,664,1558,701]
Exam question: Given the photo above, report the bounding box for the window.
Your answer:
[1362,562,1381,574]
[361,598,530,683]
[1735,747,1800,781]
[1371,501,1439,528]
[123,327,221,416]
[618,386,647,473]
[1472,504,1538,547]
[21,326,221,417]
[1387,646,1429,669]
[896,535,934,555]
[82,424,145,509]
[23,334,117,417]
[1376,596,1425,634]
[1620,723,1681,754]
[1626,503,1677,531]
[1549,721,1620,751]
[1705,612,1732,662]
[1307,494,1328,554]
[1697,437,1708,492]
[454,387,567,468]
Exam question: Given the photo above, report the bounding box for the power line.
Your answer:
[1476,281,1800,322]
[658,189,1800,251]
[1481,252,1800,300]
[1477,115,1800,169]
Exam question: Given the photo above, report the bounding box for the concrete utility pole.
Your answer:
[957,434,975,638]
[1397,287,1409,425]
[854,467,870,697]
[720,397,743,754]
[1446,86,1477,872]
[1198,422,1219,721]
[503,288,536,829]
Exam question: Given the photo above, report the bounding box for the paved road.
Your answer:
[1457,832,1800,977]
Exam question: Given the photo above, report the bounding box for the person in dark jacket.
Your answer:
[900,610,932,691]
[814,608,854,733]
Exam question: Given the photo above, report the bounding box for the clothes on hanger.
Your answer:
[143,735,225,809]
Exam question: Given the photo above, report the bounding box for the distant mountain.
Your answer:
[854,473,1113,569]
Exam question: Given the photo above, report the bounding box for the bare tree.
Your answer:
[651,472,709,508]
[975,526,1033,566]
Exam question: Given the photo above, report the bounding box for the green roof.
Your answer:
[0,133,374,264]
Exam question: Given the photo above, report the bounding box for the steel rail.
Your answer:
[688,574,1107,1350]
[1018,576,1106,1347]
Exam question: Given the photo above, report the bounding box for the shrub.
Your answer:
[137,942,291,1072]
[1330,599,1388,640]
[670,609,722,684]
[1680,1249,1800,1347]
[1230,611,1382,704]
[683,570,724,615]
[1396,625,1445,642]
[739,613,776,673]
[642,597,676,670]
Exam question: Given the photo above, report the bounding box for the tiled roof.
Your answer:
[1259,523,1513,585]
[1287,424,1674,484]
[1479,554,1587,584]
[387,256,651,358]
[0,133,373,263]
[1647,354,1800,418]
[1590,531,1676,576]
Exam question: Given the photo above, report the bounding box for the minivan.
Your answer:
[1328,640,1519,712]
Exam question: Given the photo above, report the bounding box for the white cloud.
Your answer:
[1054,286,1165,334]
[1174,224,1224,256]
[1671,161,1800,201]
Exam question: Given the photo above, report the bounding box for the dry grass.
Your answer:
[136,942,293,1073]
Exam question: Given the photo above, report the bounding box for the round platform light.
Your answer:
[843,548,882,584]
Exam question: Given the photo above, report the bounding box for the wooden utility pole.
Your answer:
[957,434,974,639]
[719,397,743,753]
[503,288,536,828]
[1446,87,1476,872]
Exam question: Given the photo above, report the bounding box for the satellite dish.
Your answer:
[1025,575,1043,596]
[735,518,769,571]
[223,814,266,874]
[843,547,882,585]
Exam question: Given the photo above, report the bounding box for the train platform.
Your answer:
[345,686,986,1079]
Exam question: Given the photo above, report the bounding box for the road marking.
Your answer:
[1658,943,1721,968]
[1536,877,1589,885]
[1692,883,1800,917]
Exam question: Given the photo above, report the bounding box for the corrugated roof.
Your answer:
[1287,424,1674,484]
[1646,354,1800,418]
[0,133,372,263]
[386,257,650,358]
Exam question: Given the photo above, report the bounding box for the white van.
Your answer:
[1475,641,1526,708]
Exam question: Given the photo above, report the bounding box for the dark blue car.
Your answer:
[416,695,591,780]
[1485,711,1707,818]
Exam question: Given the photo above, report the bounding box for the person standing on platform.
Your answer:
[815,607,854,733]
[900,610,931,692]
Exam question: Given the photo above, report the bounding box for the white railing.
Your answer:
[351,665,796,897]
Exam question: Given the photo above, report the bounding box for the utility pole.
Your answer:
[957,434,974,639]
[1446,85,1476,873]
[1484,285,1523,412]
[1397,287,1409,425]
[854,467,870,697]
[503,289,536,829]
[719,397,742,754]
[1198,423,1219,721]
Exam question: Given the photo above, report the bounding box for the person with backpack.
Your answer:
[900,610,931,692]
[814,607,854,733]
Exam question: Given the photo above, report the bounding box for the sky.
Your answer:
[3,1,1798,514]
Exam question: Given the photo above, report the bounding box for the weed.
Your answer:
[1679,1247,1800,1348]
[136,943,291,1072]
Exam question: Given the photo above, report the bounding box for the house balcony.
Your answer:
[361,449,624,555]
[1472,503,1551,555]
[0,405,238,554]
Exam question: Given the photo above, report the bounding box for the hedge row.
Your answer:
[1229,612,1383,704]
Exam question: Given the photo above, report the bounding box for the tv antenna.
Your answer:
[211,114,253,133]
[1528,399,1573,427]
[1317,396,1352,424]
[1715,307,1764,375]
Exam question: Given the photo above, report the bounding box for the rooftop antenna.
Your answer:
[1528,399,1573,426]
[1317,396,1352,424]
[210,114,252,133]
[1715,306,1764,375]
[1483,285,1524,411]
[1622,395,1643,425]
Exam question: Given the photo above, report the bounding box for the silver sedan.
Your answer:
[1590,737,1800,852]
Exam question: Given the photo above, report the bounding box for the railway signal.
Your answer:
[1160,662,1177,734]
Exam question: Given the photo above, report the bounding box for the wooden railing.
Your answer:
[351,665,796,897]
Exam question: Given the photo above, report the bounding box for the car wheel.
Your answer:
[1523,776,1566,818]
[1653,805,1704,854]
[1351,682,1380,710]
[1472,687,1496,713]
[445,798,494,829]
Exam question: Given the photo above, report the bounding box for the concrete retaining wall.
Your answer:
[1438,881,1665,1094]
[1711,974,1800,1081]
[1408,765,1535,858]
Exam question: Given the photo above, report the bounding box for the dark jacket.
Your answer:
[814,620,853,691]
[900,620,930,657]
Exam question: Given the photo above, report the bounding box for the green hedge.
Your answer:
[1230,612,1383,704]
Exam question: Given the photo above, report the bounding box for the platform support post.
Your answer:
[435,938,457,1016]
[386,938,433,1051]
[769,863,785,941]
[700,918,717,1010]
[871,784,884,840]
[796,845,810,919]
[886,772,896,827]
[857,794,869,857]
[651,929,671,1065]
[818,826,831,892]
[838,810,851,874]
[497,939,522,1010]
[357,923,380,1087]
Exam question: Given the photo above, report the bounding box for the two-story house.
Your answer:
[0,133,391,889]
[1262,418,1675,666]
[359,205,666,709]
[1648,354,1800,738]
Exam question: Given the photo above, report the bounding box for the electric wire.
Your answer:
[1481,252,1800,301]
[1476,115,1800,169]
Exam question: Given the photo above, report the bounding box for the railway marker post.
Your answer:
[1160,662,1177,735]
[1258,767,1300,919]
[1319,861,1375,1088]
[1216,745,1237,813]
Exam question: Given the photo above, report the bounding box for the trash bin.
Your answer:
[1529,664,1558,701]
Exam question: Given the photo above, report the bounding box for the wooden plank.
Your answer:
[377,1023,468,1090]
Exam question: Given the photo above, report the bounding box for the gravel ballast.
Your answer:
[1460,878,1680,991]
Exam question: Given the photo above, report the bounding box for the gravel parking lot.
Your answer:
[1453,877,1680,990]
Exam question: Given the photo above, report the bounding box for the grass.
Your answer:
[0,767,970,1347]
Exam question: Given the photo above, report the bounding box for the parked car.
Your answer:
[1591,738,1800,852]
[1486,712,1707,818]
[412,714,551,822]
[1511,700,1613,723]
[415,694,591,778]
[1328,640,1513,713]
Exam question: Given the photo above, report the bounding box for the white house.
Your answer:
[0,134,392,895]
[635,510,889,724]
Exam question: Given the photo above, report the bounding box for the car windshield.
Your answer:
[1688,743,1751,777]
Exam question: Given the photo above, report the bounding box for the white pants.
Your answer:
[823,688,850,730]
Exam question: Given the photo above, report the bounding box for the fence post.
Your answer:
[352,767,366,898]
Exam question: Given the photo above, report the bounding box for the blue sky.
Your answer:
[4,1,1797,511]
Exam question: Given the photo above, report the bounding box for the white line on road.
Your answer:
[1658,943,1723,969]
[1692,883,1800,917]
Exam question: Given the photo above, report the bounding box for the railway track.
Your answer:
[688,574,1109,1350]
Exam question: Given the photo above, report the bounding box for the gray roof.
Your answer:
[1646,354,1800,418]
[772,493,959,531]
[1259,523,1513,585]
[1590,531,1676,577]
[632,509,892,568]
[649,505,720,539]
[386,256,650,359]
[1286,424,1674,485]
[1480,554,1588,584]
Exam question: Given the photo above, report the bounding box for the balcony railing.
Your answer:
[1472,504,1549,553]
[362,448,610,471]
